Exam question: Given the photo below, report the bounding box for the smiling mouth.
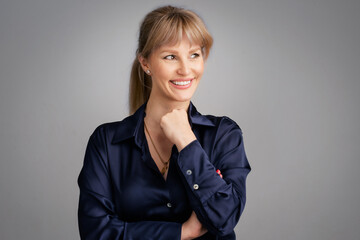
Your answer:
[170,80,192,86]
[169,79,193,89]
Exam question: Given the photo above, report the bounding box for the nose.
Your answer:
[177,59,190,76]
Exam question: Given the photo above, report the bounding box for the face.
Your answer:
[140,35,204,104]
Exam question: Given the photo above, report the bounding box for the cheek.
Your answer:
[154,63,173,79]
[195,62,204,77]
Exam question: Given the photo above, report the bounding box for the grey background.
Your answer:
[0,0,359,239]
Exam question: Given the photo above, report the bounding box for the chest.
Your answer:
[107,142,191,223]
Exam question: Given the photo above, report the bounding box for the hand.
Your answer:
[160,109,196,151]
[181,211,208,240]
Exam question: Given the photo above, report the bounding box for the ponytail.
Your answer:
[129,58,151,114]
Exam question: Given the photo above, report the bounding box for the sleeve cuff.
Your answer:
[177,140,225,202]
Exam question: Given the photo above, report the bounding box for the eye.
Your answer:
[164,55,175,60]
[190,53,200,59]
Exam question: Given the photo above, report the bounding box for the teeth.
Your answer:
[172,80,191,86]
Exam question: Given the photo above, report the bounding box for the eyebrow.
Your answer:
[159,47,202,54]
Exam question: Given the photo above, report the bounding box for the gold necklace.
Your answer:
[144,121,169,175]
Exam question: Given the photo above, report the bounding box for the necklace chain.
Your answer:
[144,120,169,175]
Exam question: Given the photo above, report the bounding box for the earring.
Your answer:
[146,69,151,74]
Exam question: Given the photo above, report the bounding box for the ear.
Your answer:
[138,55,149,72]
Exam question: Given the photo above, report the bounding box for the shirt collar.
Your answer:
[111,101,215,147]
[188,102,216,127]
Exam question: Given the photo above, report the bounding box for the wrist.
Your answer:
[176,131,196,152]
[181,224,190,240]
[181,223,194,240]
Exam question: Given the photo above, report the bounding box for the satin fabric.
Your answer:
[78,102,251,239]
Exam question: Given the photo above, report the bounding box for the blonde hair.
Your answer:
[129,5,213,114]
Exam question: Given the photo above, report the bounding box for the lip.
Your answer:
[169,78,194,89]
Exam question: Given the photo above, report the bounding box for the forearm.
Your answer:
[176,139,250,236]
[78,188,183,239]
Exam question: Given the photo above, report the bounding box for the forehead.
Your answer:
[155,35,201,52]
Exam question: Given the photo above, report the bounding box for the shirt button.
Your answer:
[167,202,172,208]
[186,170,192,175]
[193,184,199,190]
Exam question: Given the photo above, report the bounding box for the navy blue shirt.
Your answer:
[78,102,251,239]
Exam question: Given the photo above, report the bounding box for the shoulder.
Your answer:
[91,121,121,137]
[87,103,146,146]
[193,111,244,155]
[196,113,247,166]
[212,115,241,130]
[196,112,243,135]
[200,113,244,146]
[89,113,137,144]
[211,116,243,148]
[189,103,242,133]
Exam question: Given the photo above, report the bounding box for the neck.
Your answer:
[145,95,190,128]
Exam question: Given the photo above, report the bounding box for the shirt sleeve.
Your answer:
[176,117,251,237]
[78,127,182,240]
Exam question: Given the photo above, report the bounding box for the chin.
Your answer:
[172,91,196,102]
[171,87,198,102]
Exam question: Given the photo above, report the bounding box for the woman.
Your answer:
[78,5,251,240]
